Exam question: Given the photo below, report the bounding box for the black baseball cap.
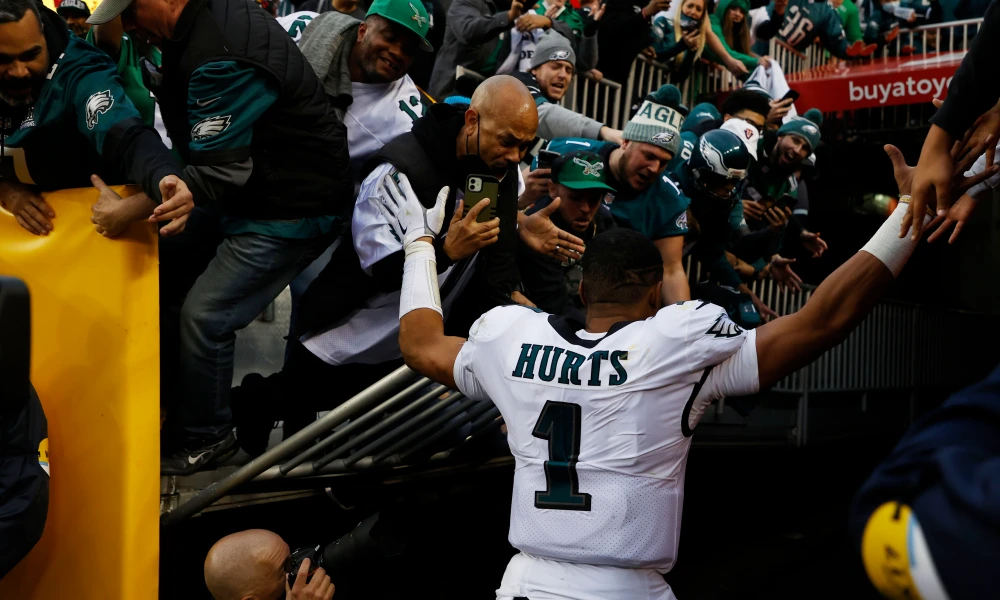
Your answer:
[58,0,91,17]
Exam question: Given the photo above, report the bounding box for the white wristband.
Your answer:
[399,240,442,319]
[860,197,931,278]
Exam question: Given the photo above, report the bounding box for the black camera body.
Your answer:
[287,512,406,586]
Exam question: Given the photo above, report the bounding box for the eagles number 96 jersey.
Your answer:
[454,301,760,571]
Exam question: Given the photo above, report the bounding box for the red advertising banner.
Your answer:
[787,52,966,113]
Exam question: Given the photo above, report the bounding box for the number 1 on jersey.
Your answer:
[532,400,592,511]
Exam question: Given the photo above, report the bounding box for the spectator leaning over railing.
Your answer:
[651,0,751,79]
[86,0,355,474]
[673,123,782,323]
[742,110,828,263]
[832,0,864,43]
[595,0,671,86]
[498,0,598,76]
[429,0,575,99]
[705,0,771,74]
[517,150,618,318]
[233,77,583,453]
[755,0,874,59]
[0,0,194,239]
[664,101,721,174]
[536,84,693,304]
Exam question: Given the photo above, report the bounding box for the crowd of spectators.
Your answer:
[1,0,995,484]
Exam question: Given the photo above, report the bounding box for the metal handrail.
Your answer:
[160,366,423,526]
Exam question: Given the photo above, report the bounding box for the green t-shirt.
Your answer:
[84,29,160,127]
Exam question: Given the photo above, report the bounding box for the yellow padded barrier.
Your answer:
[0,186,160,599]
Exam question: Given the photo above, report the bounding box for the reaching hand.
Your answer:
[511,291,537,307]
[518,198,587,262]
[926,193,978,244]
[641,45,657,60]
[799,229,828,258]
[767,98,794,128]
[286,559,335,600]
[590,2,605,20]
[725,57,750,78]
[750,289,778,323]
[764,205,791,232]
[507,0,524,22]
[953,103,1000,175]
[757,55,772,68]
[643,0,671,18]
[681,29,699,50]
[0,180,55,236]
[520,167,551,210]
[886,142,998,240]
[151,174,195,237]
[742,199,766,221]
[90,175,129,238]
[443,198,500,260]
[516,12,551,31]
[377,172,448,246]
[769,255,802,292]
[586,68,604,82]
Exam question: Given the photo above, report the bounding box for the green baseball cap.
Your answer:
[367,0,434,53]
[551,150,616,192]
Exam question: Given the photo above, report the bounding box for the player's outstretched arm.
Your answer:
[754,145,998,390]
[379,173,476,389]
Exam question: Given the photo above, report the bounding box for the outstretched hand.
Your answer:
[443,198,500,260]
[769,255,802,292]
[151,174,195,237]
[518,197,587,263]
[885,143,998,239]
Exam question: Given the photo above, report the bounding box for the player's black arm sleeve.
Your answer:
[755,7,784,41]
[930,0,1000,139]
[103,117,182,203]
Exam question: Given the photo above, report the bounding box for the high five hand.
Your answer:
[377,171,448,246]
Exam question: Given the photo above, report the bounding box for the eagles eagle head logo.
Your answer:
[549,50,571,61]
[86,90,114,130]
[191,115,232,140]
[651,131,676,144]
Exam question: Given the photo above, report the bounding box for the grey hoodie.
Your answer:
[298,11,362,119]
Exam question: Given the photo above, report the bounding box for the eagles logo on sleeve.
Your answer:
[191,115,232,140]
[85,90,114,130]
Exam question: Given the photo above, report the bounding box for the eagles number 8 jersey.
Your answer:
[453,301,760,571]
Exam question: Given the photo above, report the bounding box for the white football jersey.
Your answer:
[278,11,318,43]
[346,77,425,177]
[454,301,760,571]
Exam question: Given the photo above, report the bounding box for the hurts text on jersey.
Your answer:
[511,344,629,387]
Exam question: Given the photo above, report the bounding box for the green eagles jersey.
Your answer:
[666,130,698,176]
[540,137,690,240]
[84,29,160,127]
[1,35,150,191]
[767,0,850,57]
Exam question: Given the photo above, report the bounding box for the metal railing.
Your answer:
[161,368,505,525]
[878,17,983,59]
[560,74,624,130]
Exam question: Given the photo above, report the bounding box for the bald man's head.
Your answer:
[204,529,290,600]
[461,75,538,176]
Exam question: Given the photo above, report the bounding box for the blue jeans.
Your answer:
[161,207,337,442]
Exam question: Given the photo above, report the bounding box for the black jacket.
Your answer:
[153,0,351,219]
[297,103,522,337]
[596,0,654,84]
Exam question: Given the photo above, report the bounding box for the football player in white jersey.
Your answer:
[377,145,995,599]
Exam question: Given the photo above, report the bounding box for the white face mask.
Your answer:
[882,1,901,13]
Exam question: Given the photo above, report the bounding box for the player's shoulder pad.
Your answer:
[653,300,736,338]
[468,305,543,344]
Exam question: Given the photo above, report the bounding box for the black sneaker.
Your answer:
[231,373,276,458]
[161,430,240,476]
